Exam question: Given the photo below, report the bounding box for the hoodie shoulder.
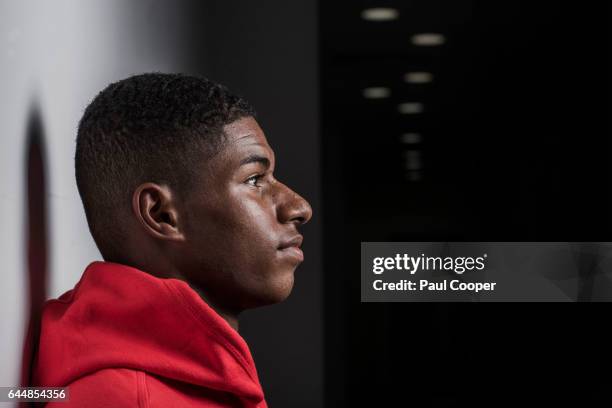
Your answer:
[44,368,252,408]
[44,368,143,408]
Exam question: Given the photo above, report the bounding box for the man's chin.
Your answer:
[253,273,295,306]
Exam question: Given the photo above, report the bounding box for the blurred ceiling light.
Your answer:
[398,102,424,114]
[361,8,399,21]
[404,71,434,84]
[411,33,446,46]
[363,87,391,99]
[400,133,422,144]
[406,170,423,182]
[404,151,422,170]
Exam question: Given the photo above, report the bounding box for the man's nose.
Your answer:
[276,183,313,226]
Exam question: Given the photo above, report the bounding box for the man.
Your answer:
[33,73,312,407]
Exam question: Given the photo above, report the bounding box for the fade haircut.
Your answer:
[75,73,255,259]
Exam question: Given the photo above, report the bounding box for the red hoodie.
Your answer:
[33,261,268,407]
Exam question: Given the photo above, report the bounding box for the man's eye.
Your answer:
[246,175,264,187]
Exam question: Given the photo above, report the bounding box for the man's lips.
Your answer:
[278,235,304,262]
[278,235,303,250]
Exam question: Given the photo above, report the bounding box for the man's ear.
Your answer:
[132,182,185,242]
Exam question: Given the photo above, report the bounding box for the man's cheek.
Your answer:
[239,204,277,233]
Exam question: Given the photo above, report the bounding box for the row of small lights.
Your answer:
[360,7,445,181]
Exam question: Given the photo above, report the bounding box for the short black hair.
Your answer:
[75,73,255,258]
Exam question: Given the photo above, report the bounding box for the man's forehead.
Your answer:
[224,117,266,142]
[222,117,275,160]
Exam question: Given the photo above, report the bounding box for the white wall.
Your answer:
[0,0,206,392]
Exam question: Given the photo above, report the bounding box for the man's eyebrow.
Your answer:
[239,154,270,168]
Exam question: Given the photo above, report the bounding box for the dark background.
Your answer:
[321,1,610,406]
[8,1,609,406]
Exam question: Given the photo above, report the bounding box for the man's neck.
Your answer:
[213,308,239,331]
[184,280,240,332]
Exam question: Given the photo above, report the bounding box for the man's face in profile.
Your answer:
[177,116,312,312]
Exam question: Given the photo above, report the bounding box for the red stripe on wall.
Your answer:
[20,105,48,402]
